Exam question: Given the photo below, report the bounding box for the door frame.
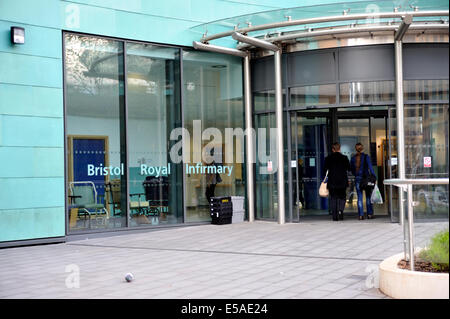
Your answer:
[287,108,391,222]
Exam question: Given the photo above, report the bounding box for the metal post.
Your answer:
[407,184,415,271]
[395,40,406,227]
[244,55,255,222]
[274,49,285,224]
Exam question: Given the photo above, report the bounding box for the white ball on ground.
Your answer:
[125,273,134,282]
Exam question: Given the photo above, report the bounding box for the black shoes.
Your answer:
[332,211,344,221]
[358,216,364,220]
[367,215,374,220]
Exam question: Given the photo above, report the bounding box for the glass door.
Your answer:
[255,113,278,220]
[337,113,390,218]
[338,118,370,216]
[291,112,331,219]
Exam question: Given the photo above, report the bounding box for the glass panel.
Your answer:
[404,104,449,220]
[190,0,448,46]
[254,90,286,112]
[338,118,370,216]
[404,79,449,101]
[290,113,301,222]
[290,84,336,107]
[182,49,245,222]
[254,90,275,112]
[295,114,329,215]
[388,106,400,222]
[370,117,389,216]
[255,113,277,220]
[65,34,127,232]
[126,43,183,227]
[340,81,395,104]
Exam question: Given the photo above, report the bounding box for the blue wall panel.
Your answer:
[0,147,64,178]
[0,20,62,59]
[0,115,63,147]
[0,52,62,88]
[0,207,65,242]
[0,84,63,118]
[0,177,64,210]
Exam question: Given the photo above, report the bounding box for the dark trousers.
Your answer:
[329,188,347,221]
[205,184,216,203]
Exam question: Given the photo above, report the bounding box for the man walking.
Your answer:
[324,142,350,221]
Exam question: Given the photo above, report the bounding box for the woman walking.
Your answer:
[351,143,376,220]
[324,142,350,221]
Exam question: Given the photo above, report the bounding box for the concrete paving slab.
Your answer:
[0,219,446,299]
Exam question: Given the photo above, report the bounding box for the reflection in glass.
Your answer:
[404,104,449,219]
[182,49,245,222]
[65,34,127,232]
[126,43,183,227]
[290,84,336,107]
[254,90,286,111]
[288,114,329,216]
[404,79,449,101]
[340,81,395,104]
[254,91,275,112]
[255,113,278,220]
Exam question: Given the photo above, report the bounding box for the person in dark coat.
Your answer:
[324,142,350,221]
[350,143,376,220]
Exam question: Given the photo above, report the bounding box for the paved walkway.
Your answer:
[0,218,447,299]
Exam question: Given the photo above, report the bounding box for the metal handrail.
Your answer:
[384,178,449,271]
[384,178,449,186]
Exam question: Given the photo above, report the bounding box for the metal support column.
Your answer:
[395,40,406,226]
[395,39,407,257]
[394,14,411,230]
[407,184,415,271]
[274,50,285,225]
[244,55,255,222]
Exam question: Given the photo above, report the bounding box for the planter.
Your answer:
[379,252,449,299]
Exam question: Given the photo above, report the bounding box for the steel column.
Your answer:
[395,40,406,229]
[244,55,255,222]
[407,184,415,271]
[274,50,285,224]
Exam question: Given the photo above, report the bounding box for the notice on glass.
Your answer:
[423,156,432,168]
[267,161,273,172]
[390,157,398,166]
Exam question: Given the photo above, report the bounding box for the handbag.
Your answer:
[319,170,329,197]
[360,154,376,191]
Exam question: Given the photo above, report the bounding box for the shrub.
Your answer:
[419,230,449,272]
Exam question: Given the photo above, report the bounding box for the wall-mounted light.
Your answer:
[11,26,25,44]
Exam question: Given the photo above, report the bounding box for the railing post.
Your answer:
[407,184,415,271]
[395,40,406,229]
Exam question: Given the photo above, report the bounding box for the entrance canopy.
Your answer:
[191,0,449,226]
[190,0,449,48]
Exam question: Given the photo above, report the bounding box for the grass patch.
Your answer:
[418,230,449,272]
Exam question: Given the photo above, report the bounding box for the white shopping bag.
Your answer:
[370,184,383,204]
